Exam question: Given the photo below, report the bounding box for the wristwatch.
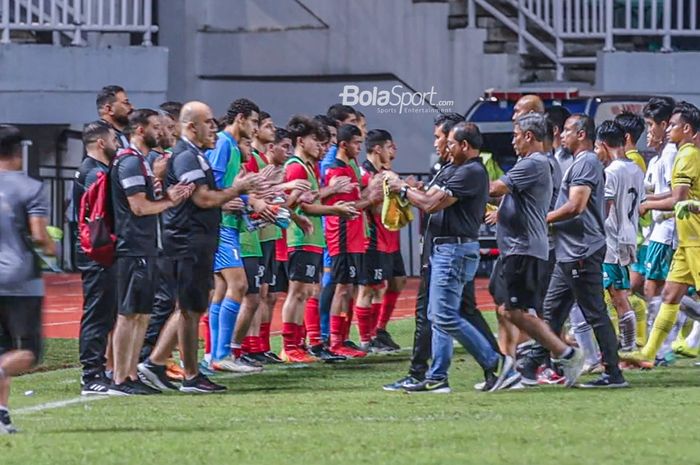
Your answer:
[399,185,410,201]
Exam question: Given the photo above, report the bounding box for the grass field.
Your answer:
[5,317,700,465]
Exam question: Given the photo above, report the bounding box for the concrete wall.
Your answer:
[596,51,700,105]
[159,0,518,173]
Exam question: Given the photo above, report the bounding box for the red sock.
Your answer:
[201,313,211,355]
[233,346,243,359]
[330,315,345,348]
[370,303,382,338]
[355,305,373,344]
[343,306,354,341]
[282,322,297,352]
[297,323,306,348]
[241,336,254,354]
[304,297,322,346]
[378,291,400,330]
[260,322,271,353]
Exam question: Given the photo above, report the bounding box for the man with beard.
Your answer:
[97,85,133,149]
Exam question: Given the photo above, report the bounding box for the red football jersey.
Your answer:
[324,158,366,256]
[285,160,323,255]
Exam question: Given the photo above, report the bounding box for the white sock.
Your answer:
[570,305,600,365]
[619,311,637,352]
[204,353,212,364]
[647,296,662,335]
[681,295,700,321]
[686,321,700,349]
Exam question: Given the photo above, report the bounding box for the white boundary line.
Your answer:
[14,396,107,415]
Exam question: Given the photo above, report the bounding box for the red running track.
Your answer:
[43,274,497,339]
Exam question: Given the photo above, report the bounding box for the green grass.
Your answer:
[5,317,700,465]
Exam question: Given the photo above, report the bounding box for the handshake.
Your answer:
[674,200,700,220]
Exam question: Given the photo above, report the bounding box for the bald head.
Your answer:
[180,101,217,149]
[512,95,545,122]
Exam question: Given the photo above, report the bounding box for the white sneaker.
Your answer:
[212,356,263,373]
[582,360,604,375]
[473,381,486,391]
[555,348,584,388]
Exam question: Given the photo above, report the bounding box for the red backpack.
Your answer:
[78,148,142,267]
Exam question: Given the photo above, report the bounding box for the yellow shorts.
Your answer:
[666,246,700,287]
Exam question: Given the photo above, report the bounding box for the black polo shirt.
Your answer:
[162,138,220,256]
[110,148,159,257]
[427,157,488,240]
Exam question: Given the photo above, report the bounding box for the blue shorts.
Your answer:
[630,245,647,275]
[603,263,630,290]
[644,241,674,281]
[213,226,244,272]
[323,248,332,269]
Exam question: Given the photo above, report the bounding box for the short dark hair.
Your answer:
[544,117,555,145]
[452,122,483,150]
[356,110,365,119]
[568,114,596,141]
[316,124,330,143]
[435,112,464,130]
[327,104,356,123]
[159,101,183,120]
[596,120,626,148]
[127,108,159,134]
[337,124,362,144]
[672,101,700,132]
[545,106,571,133]
[516,113,547,142]
[96,85,125,112]
[259,111,272,122]
[274,127,290,144]
[287,115,321,147]
[82,120,113,146]
[0,125,23,159]
[314,114,338,129]
[226,98,260,125]
[365,129,393,153]
[614,111,645,144]
[643,97,676,124]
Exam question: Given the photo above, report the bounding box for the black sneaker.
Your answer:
[369,338,395,354]
[0,409,17,434]
[138,361,178,391]
[308,344,347,362]
[578,374,630,389]
[179,373,227,394]
[81,374,112,396]
[127,378,162,395]
[107,381,137,396]
[246,352,271,364]
[516,358,539,386]
[382,375,422,392]
[343,340,363,352]
[403,378,451,394]
[375,328,401,351]
[239,354,264,368]
[262,351,284,364]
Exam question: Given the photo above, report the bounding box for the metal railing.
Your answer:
[0,0,157,45]
[468,0,700,79]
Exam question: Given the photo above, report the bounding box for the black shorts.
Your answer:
[116,256,158,315]
[385,251,406,278]
[288,250,323,284]
[331,253,362,285]
[497,254,547,311]
[359,250,386,285]
[261,240,276,285]
[271,260,289,293]
[173,251,214,313]
[243,256,265,295]
[0,296,43,361]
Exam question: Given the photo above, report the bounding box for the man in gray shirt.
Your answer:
[489,113,584,387]
[0,125,55,433]
[521,114,628,389]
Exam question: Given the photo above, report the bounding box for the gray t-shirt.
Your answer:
[0,171,48,296]
[552,150,606,262]
[547,152,563,252]
[497,152,552,261]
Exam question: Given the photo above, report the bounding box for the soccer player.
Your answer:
[641,97,678,341]
[390,122,518,393]
[74,121,120,395]
[0,125,55,433]
[139,101,260,393]
[325,124,374,357]
[595,120,646,352]
[520,114,628,388]
[281,115,358,363]
[622,102,700,366]
[108,109,193,395]
[489,113,585,386]
[96,85,132,149]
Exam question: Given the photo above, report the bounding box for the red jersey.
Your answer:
[285,160,324,255]
[275,230,288,262]
[324,158,366,256]
[361,159,400,253]
[244,149,269,173]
